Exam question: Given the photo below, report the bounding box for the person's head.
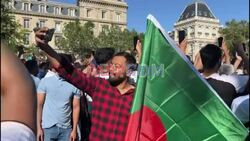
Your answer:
[219,64,235,75]
[25,59,39,76]
[82,49,95,67]
[59,53,73,64]
[94,48,115,65]
[199,44,222,72]
[39,62,49,70]
[108,52,136,86]
[37,61,50,78]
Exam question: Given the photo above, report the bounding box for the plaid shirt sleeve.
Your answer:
[55,56,99,96]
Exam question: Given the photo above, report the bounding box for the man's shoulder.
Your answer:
[40,75,56,82]
[206,77,236,91]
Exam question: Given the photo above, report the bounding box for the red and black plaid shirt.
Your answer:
[56,59,134,141]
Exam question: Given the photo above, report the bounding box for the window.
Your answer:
[55,7,60,14]
[212,33,216,37]
[39,20,45,28]
[190,44,194,60]
[209,13,213,17]
[198,11,202,16]
[116,14,121,22]
[24,3,29,11]
[70,9,75,16]
[190,32,194,37]
[87,9,91,17]
[54,35,62,46]
[24,33,30,45]
[23,19,29,28]
[205,33,209,36]
[204,11,208,16]
[55,22,61,32]
[198,32,202,36]
[102,11,106,19]
[191,11,195,16]
[40,5,45,13]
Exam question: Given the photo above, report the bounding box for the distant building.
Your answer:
[173,0,220,61]
[9,0,128,49]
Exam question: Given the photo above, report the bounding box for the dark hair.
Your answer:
[59,53,73,64]
[113,52,136,65]
[39,62,48,68]
[82,49,94,59]
[94,48,115,65]
[25,59,38,75]
[200,44,222,70]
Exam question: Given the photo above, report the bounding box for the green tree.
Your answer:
[219,19,249,51]
[97,26,143,52]
[58,20,98,56]
[1,0,26,52]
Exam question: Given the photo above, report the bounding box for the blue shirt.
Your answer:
[37,72,80,129]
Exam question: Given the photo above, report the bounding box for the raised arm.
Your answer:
[234,42,249,74]
[35,27,61,69]
[35,27,99,95]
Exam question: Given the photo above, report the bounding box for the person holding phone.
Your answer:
[35,27,136,141]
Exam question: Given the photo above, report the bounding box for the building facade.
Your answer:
[173,0,220,61]
[10,0,128,49]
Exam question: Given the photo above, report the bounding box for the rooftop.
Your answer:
[178,0,216,22]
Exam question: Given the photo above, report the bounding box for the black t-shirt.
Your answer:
[206,78,237,107]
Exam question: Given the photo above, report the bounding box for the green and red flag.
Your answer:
[125,15,248,141]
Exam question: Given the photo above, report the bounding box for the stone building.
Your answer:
[10,0,128,49]
[173,0,220,61]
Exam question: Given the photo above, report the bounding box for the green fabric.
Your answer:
[129,15,248,141]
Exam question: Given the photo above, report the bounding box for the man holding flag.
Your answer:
[125,15,248,141]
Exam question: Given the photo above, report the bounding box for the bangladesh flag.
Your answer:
[124,15,248,141]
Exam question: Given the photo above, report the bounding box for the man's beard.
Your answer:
[108,74,127,87]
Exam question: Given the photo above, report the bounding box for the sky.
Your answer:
[53,0,249,33]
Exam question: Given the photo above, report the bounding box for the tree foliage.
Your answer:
[58,20,98,56]
[59,21,143,57]
[1,0,26,52]
[219,19,249,51]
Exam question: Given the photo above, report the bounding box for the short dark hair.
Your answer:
[200,44,222,70]
[82,49,94,59]
[94,48,115,65]
[113,52,136,65]
[59,53,73,64]
[25,59,38,74]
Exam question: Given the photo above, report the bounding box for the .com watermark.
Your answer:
[84,64,165,78]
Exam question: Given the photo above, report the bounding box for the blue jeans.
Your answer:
[44,125,71,141]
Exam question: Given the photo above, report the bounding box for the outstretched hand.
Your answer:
[34,27,61,68]
[35,27,49,48]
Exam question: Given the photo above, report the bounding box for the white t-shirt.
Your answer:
[1,121,36,141]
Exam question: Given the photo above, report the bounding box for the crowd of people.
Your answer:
[1,26,249,141]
